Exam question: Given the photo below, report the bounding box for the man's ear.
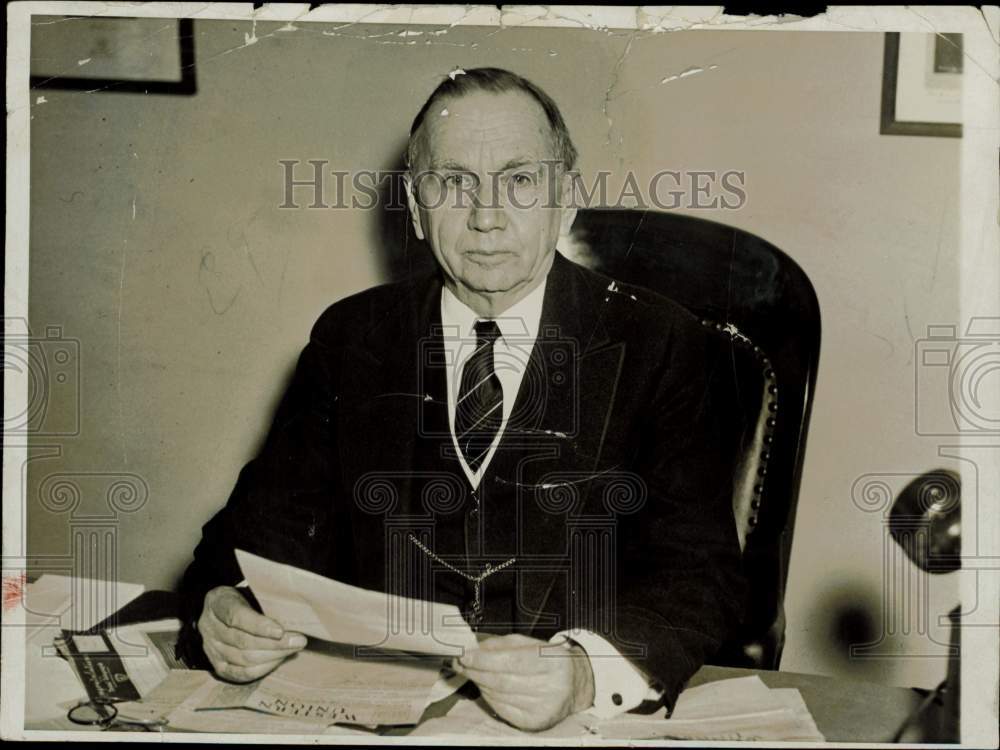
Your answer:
[558,171,579,237]
[403,172,426,241]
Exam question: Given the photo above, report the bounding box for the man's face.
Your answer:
[405,89,577,304]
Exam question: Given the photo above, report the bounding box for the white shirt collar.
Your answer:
[439,275,549,488]
[440,276,547,346]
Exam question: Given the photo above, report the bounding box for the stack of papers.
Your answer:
[116,670,210,724]
[191,641,458,727]
[23,574,144,640]
[410,694,594,739]
[595,675,825,741]
[34,559,821,740]
[130,662,462,734]
[23,575,145,726]
[45,555,470,733]
[135,552,474,731]
[124,670,370,735]
[411,676,824,740]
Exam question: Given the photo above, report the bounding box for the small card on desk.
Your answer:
[53,629,141,703]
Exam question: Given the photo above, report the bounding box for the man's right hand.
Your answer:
[197,586,307,682]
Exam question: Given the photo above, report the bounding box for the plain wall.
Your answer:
[27,20,961,689]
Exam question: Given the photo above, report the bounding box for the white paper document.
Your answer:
[194,640,448,727]
[23,578,146,726]
[23,575,144,640]
[165,671,371,735]
[235,549,478,656]
[409,694,594,739]
[594,676,825,741]
[409,674,825,740]
[116,669,211,723]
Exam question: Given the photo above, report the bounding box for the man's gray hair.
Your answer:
[406,67,578,172]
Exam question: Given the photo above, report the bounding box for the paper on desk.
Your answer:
[24,575,144,640]
[25,632,87,724]
[23,577,145,725]
[45,619,180,721]
[768,688,826,742]
[426,669,468,705]
[116,669,210,723]
[673,674,777,718]
[594,676,825,742]
[236,549,478,657]
[166,672,373,736]
[104,618,182,695]
[195,640,448,727]
[409,692,594,739]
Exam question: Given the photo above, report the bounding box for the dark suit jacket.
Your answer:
[178,251,746,710]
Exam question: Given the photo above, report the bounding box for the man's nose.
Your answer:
[467,178,507,232]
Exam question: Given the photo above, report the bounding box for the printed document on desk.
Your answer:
[194,640,453,727]
[235,549,478,657]
[166,671,372,735]
[407,678,824,741]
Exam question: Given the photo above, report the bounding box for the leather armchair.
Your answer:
[560,208,821,670]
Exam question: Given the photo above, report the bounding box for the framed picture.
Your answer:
[880,32,962,137]
[30,16,195,95]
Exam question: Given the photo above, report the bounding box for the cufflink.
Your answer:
[612,693,623,706]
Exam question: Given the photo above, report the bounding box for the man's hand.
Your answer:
[197,586,307,682]
[452,633,595,731]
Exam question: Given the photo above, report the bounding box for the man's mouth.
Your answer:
[464,250,513,258]
[463,250,514,266]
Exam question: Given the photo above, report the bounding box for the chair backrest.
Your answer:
[560,208,821,670]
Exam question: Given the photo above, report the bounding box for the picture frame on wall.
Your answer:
[880,31,962,138]
[29,16,196,95]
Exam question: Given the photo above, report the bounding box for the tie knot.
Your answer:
[474,320,502,347]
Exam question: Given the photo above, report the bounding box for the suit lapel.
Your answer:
[344,252,622,486]
[337,272,447,519]
[486,253,629,634]
[493,251,624,487]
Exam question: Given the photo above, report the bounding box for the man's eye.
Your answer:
[444,173,475,188]
[510,172,537,187]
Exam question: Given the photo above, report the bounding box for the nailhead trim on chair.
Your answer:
[700,318,778,537]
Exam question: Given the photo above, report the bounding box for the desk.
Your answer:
[383,667,923,742]
[688,666,923,743]
[21,590,923,741]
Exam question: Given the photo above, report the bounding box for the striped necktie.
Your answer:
[455,320,504,474]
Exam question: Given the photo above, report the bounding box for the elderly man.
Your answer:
[179,67,745,731]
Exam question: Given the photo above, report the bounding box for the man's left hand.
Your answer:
[452,633,595,731]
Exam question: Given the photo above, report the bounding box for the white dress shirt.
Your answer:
[439,277,661,719]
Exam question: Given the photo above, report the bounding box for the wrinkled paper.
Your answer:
[236,549,478,657]
[595,676,825,741]
[195,640,453,727]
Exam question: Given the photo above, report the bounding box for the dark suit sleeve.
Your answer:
[175,320,343,668]
[600,312,747,711]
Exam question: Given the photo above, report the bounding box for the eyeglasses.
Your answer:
[67,699,167,732]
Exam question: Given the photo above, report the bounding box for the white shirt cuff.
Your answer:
[551,628,662,719]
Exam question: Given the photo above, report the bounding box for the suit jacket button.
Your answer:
[612,693,623,706]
